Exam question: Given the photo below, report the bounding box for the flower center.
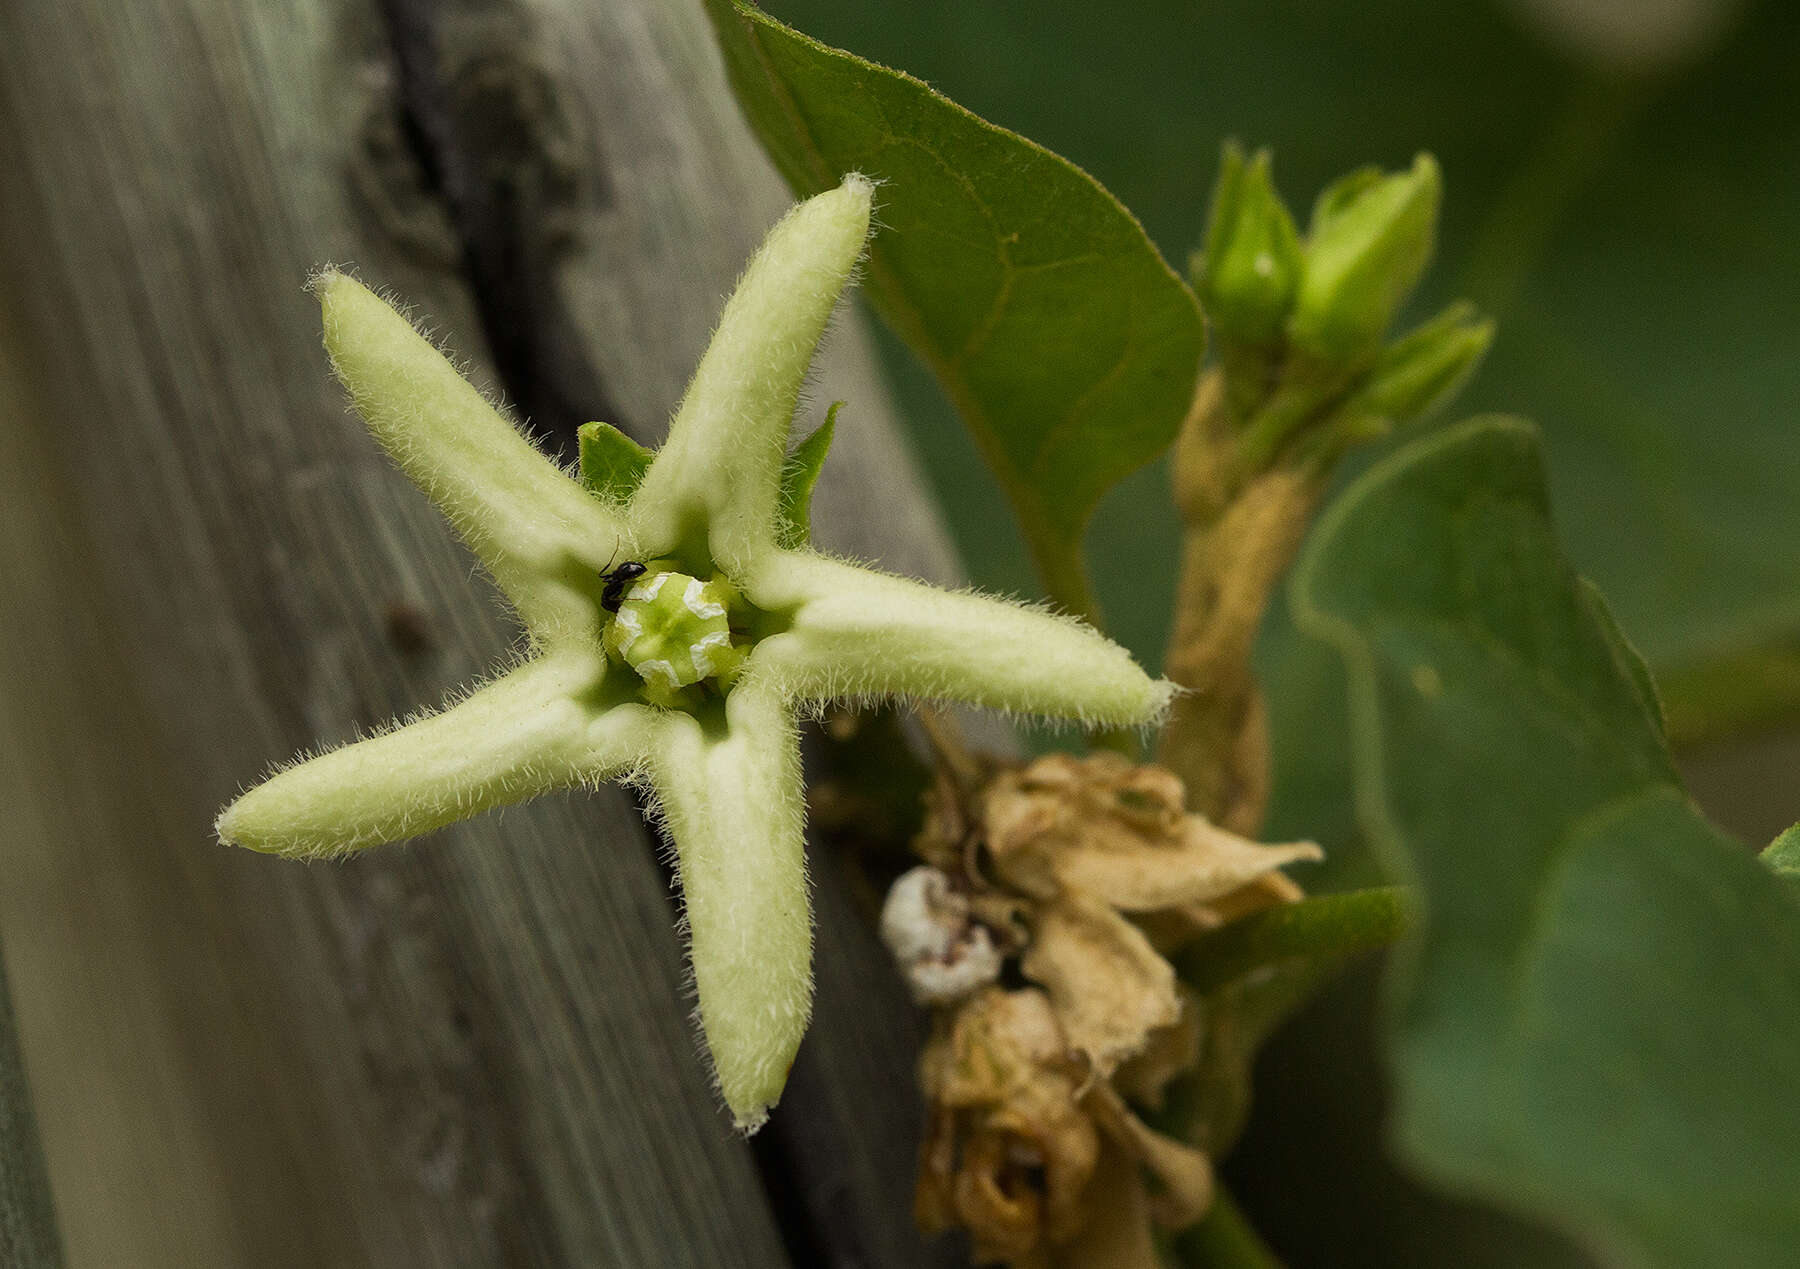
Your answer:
[604,566,748,706]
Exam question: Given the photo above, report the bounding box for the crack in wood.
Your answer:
[373,0,626,457]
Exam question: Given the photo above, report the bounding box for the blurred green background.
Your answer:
[763,0,1798,1262]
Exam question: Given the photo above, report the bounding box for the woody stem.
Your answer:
[1157,371,1325,833]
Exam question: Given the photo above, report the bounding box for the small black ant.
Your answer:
[599,552,648,613]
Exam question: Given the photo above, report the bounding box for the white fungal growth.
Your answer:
[880,866,1004,1006]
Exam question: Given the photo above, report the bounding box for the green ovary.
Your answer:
[606,570,746,705]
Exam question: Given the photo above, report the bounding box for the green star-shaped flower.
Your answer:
[217,176,1174,1130]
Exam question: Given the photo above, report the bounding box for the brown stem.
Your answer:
[914,706,987,797]
[1158,372,1324,834]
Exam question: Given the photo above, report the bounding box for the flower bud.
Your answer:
[1195,143,1302,349]
[1309,165,1384,227]
[1289,153,1442,365]
[1349,300,1494,424]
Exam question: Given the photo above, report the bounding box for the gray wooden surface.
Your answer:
[0,940,61,1268]
[0,1,959,1264]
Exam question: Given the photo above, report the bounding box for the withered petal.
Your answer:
[1135,870,1308,952]
[1046,1138,1162,1269]
[987,1102,1101,1247]
[882,866,1005,1005]
[1022,896,1180,1077]
[954,1132,1044,1264]
[1112,986,1204,1111]
[928,989,1052,1106]
[1056,818,1319,913]
[982,754,1321,913]
[1086,1082,1215,1230]
[915,1107,964,1235]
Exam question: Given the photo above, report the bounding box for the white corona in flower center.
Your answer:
[606,569,743,699]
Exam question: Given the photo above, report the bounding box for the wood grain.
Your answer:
[0,938,62,1268]
[0,0,964,1264]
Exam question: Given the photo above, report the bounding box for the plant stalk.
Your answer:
[1172,1185,1284,1268]
[1174,887,1411,992]
[1159,372,1325,832]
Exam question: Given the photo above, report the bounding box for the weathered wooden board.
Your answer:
[0,0,958,1264]
[381,4,966,1263]
[0,937,61,1268]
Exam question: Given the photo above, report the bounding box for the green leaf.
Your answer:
[774,402,838,548]
[763,0,1800,741]
[576,421,653,502]
[1763,824,1800,887]
[1292,417,1800,1266]
[704,0,1204,619]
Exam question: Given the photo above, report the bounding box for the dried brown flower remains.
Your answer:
[883,749,1320,1266]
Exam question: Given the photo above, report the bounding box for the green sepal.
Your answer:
[1197,143,1303,350]
[1344,300,1495,426]
[578,421,655,502]
[774,402,840,548]
[1290,154,1441,366]
[1764,825,1800,887]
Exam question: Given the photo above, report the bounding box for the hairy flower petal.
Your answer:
[229,179,1173,1140]
[315,271,626,643]
[635,176,874,573]
[216,649,639,858]
[642,681,809,1131]
[745,551,1176,726]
